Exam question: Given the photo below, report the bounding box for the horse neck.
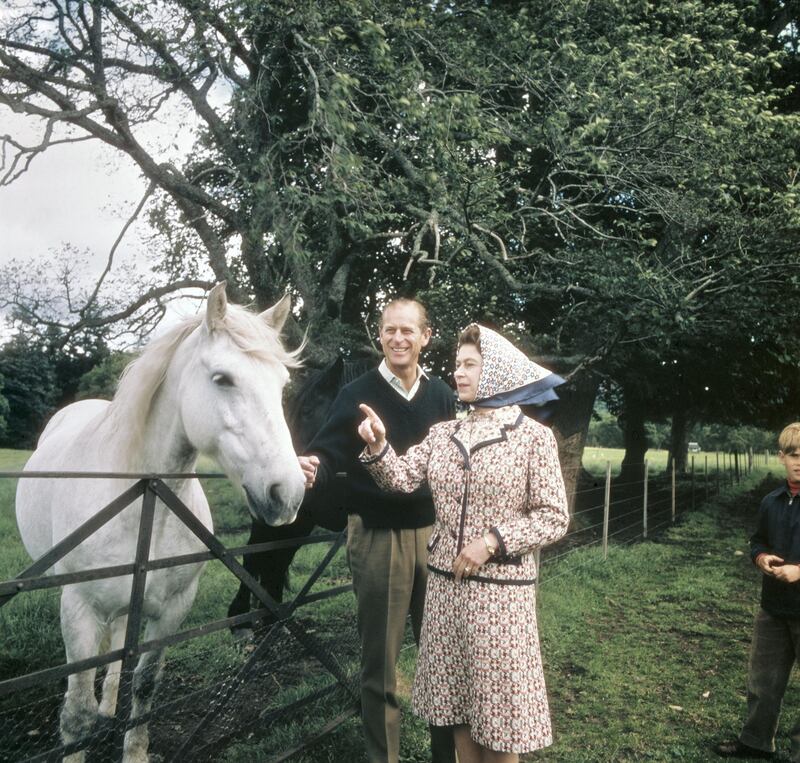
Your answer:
[110,341,198,479]
[141,351,198,478]
[140,389,197,476]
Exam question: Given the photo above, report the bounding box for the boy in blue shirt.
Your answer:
[716,423,800,760]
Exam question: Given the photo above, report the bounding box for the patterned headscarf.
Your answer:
[466,324,565,409]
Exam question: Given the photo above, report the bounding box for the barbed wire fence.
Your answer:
[535,447,772,591]
[0,448,774,762]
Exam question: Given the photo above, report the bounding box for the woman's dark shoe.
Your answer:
[713,740,773,759]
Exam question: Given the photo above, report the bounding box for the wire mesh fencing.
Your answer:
[537,448,770,588]
[0,448,772,761]
[0,473,360,763]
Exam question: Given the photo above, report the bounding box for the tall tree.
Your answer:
[0,336,58,448]
[0,371,10,442]
[2,0,799,481]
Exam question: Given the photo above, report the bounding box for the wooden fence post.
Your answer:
[603,461,611,559]
[671,459,676,522]
[704,455,708,502]
[691,456,695,510]
[642,459,649,539]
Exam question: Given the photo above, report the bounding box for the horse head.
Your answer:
[178,283,305,526]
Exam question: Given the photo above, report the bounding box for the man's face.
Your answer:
[379,303,431,375]
[779,448,800,483]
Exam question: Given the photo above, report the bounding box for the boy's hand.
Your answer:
[773,564,800,584]
[756,553,785,576]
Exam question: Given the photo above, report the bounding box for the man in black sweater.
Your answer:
[715,422,800,760]
[299,299,455,763]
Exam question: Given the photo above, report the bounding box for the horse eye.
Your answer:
[212,372,235,387]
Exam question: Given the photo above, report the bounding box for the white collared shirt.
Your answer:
[378,359,428,401]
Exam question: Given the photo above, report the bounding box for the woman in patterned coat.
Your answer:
[357,323,569,763]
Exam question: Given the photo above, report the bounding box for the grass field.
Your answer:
[581,447,771,479]
[284,471,786,763]
[0,448,785,761]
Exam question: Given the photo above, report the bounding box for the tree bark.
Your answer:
[668,407,689,474]
[550,372,600,514]
[618,388,649,484]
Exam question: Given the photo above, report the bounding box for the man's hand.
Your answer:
[298,455,320,489]
[773,563,800,584]
[358,404,387,455]
[756,553,785,577]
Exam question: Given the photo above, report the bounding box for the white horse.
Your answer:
[14,283,306,762]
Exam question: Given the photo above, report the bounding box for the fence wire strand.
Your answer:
[0,456,758,761]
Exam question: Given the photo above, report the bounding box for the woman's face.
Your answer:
[454,343,483,402]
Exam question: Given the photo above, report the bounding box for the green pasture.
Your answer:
[581,446,772,479]
[278,470,783,763]
[0,448,786,761]
[0,448,356,759]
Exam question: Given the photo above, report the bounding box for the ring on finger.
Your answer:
[464,565,472,576]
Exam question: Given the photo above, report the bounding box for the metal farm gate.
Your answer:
[0,473,360,762]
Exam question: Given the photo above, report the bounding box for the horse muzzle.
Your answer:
[244,481,303,526]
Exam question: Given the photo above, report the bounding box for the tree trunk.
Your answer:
[668,407,689,474]
[618,389,648,484]
[550,372,600,514]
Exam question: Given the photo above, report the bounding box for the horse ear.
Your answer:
[205,282,228,331]
[260,293,291,333]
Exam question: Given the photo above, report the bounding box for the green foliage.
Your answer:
[76,351,136,400]
[0,372,9,441]
[645,421,671,450]
[2,0,800,453]
[690,422,776,452]
[0,338,58,449]
[586,411,624,449]
[0,329,112,447]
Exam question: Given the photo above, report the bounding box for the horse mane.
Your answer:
[95,305,302,465]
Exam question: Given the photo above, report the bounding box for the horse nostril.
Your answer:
[269,483,283,504]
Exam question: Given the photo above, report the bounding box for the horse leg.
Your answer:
[59,587,103,763]
[227,519,269,639]
[121,644,164,763]
[230,508,316,637]
[256,507,317,618]
[122,583,198,763]
[99,614,127,718]
[259,543,296,610]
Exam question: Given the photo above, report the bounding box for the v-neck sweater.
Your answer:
[306,368,455,528]
[751,481,800,618]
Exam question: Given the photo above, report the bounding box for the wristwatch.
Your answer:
[483,533,498,557]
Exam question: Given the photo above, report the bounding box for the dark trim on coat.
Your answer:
[490,525,509,558]
[360,442,390,464]
[449,410,526,555]
[428,564,537,586]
